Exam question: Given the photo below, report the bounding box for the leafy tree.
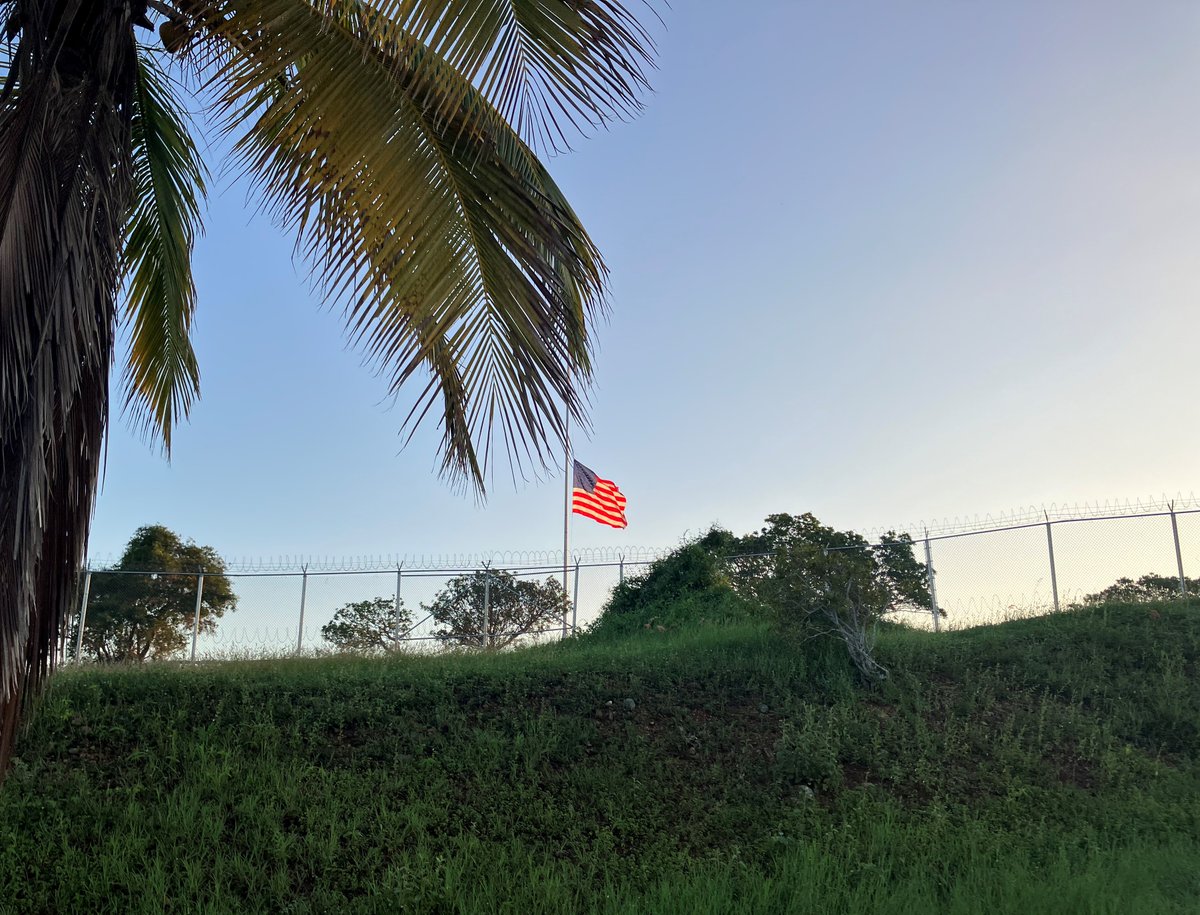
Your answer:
[726,513,932,616]
[0,3,661,767]
[873,531,937,611]
[730,514,933,682]
[428,571,569,650]
[320,597,413,653]
[768,537,893,682]
[1083,574,1199,605]
[73,526,236,662]
[594,514,932,681]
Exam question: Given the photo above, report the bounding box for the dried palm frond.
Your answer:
[0,0,142,768]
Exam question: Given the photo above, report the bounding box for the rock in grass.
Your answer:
[623,698,636,711]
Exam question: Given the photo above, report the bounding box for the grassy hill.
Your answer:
[1,601,1198,913]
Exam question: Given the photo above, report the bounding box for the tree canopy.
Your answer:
[429,571,569,650]
[1083,574,1198,605]
[75,525,236,662]
[596,513,935,680]
[320,598,413,653]
[724,513,932,615]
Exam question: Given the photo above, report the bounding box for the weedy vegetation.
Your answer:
[1,531,1197,913]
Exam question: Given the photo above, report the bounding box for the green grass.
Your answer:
[1,602,1198,913]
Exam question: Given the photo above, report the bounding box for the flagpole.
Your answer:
[562,411,570,638]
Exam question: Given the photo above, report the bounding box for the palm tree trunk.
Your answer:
[0,0,141,773]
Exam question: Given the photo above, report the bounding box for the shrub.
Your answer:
[589,530,760,638]
[774,716,843,792]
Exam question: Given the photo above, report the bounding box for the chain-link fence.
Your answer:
[902,505,1199,629]
[61,503,1200,662]
[61,557,656,663]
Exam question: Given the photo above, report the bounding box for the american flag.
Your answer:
[572,460,628,529]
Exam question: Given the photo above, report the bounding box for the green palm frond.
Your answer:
[371,0,659,150]
[196,0,609,488]
[122,51,208,455]
[173,0,658,151]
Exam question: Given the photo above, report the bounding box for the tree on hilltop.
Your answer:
[73,525,236,662]
[1083,574,1200,605]
[429,571,569,650]
[597,513,936,682]
[321,597,413,653]
[726,513,932,616]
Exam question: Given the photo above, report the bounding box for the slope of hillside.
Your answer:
[1,602,1197,913]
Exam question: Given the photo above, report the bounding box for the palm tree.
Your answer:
[0,0,658,769]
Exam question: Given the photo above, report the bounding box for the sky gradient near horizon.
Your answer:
[89,1,1200,566]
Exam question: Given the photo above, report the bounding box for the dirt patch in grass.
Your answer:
[1049,745,1097,790]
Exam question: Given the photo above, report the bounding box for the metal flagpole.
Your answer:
[562,412,571,639]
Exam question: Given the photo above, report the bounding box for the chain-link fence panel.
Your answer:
[571,561,627,632]
[1050,513,1180,606]
[503,566,572,645]
[199,572,304,659]
[923,524,1055,628]
[294,570,402,653]
[1171,510,1200,594]
[71,569,267,662]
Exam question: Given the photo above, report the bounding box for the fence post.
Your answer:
[190,572,205,661]
[561,563,569,640]
[923,535,941,633]
[571,559,581,633]
[73,570,92,663]
[619,554,624,585]
[1045,515,1061,612]
[392,566,404,647]
[482,569,491,650]
[1170,502,1188,596]
[296,564,309,654]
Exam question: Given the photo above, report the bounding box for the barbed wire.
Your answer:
[856,493,1200,540]
[85,546,669,575]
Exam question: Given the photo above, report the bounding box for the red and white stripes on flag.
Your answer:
[571,460,627,529]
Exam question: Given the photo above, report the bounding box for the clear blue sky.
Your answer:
[90,0,1200,565]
